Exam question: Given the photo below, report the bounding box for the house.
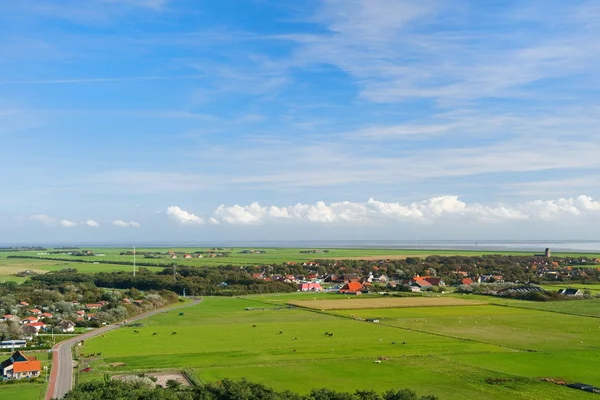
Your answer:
[57,320,76,333]
[409,286,421,293]
[461,278,473,285]
[298,282,323,292]
[184,253,192,259]
[376,275,389,284]
[423,277,445,286]
[85,303,102,310]
[0,351,42,380]
[21,324,38,339]
[122,298,132,304]
[41,313,53,319]
[558,288,583,296]
[28,322,46,333]
[19,301,29,307]
[342,274,360,283]
[339,281,363,294]
[21,316,38,325]
[29,309,42,315]
[1,314,18,322]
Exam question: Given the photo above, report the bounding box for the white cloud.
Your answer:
[214,203,265,225]
[210,195,600,225]
[208,217,220,225]
[85,220,100,227]
[166,206,204,224]
[60,219,78,228]
[29,214,55,225]
[112,220,141,228]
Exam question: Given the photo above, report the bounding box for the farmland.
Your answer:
[289,296,486,310]
[5,246,600,269]
[76,294,599,399]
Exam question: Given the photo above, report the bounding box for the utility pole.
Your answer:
[133,246,136,277]
[173,263,176,281]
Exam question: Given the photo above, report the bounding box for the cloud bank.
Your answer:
[171,195,600,226]
[112,220,141,228]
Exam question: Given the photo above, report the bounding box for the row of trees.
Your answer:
[62,378,437,400]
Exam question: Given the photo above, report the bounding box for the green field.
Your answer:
[5,247,600,269]
[0,383,47,400]
[0,254,162,277]
[77,294,600,399]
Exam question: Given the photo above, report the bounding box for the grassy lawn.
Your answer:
[77,296,600,399]
[0,383,47,400]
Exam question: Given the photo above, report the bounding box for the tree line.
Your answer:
[61,378,438,400]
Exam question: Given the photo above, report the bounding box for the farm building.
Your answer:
[339,281,363,294]
[0,351,41,380]
[0,340,26,350]
[298,282,323,292]
[57,319,76,333]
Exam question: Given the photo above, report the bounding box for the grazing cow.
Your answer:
[401,342,407,345]
[292,349,296,352]
[97,353,102,356]
[374,360,381,364]
[133,330,139,334]
[391,341,396,345]
[171,331,177,335]
[279,331,283,334]
[152,332,158,336]
[324,332,329,336]
[252,325,257,328]
[293,337,297,340]
[101,335,105,338]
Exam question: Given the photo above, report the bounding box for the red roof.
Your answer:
[42,313,53,317]
[341,281,363,292]
[3,314,15,318]
[23,316,38,321]
[30,309,41,313]
[30,322,46,327]
[13,360,42,373]
[76,311,85,315]
[86,303,102,308]
[462,278,473,285]
[20,301,29,306]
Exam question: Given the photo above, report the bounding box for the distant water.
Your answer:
[2,240,600,252]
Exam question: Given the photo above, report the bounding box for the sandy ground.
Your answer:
[112,371,191,387]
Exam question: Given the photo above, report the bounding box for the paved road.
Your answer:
[46,298,202,400]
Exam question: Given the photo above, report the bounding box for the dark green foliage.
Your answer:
[59,379,437,400]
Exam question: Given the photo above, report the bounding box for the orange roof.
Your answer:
[343,281,363,292]
[13,360,42,373]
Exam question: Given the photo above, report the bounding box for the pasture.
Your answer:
[290,296,486,310]
[7,246,600,268]
[77,295,599,399]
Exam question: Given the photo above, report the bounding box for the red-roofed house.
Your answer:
[1,314,18,322]
[339,281,363,294]
[21,316,38,324]
[0,351,41,380]
[461,278,473,285]
[85,303,102,310]
[29,322,46,332]
[19,301,29,307]
[298,282,323,292]
[75,310,85,316]
[41,312,53,319]
[30,309,42,315]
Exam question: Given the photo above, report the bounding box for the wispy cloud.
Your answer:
[59,219,79,228]
[29,214,54,226]
[112,220,141,228]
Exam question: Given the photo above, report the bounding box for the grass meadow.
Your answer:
[77,295,600,399]
[6,247,600,269]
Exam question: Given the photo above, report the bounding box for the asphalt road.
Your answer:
[46,298,202,400]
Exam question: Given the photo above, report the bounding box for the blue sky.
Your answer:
[2,0,600,244]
